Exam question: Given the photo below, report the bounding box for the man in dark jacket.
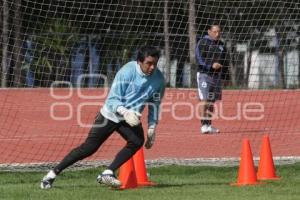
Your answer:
[195,23,228,134]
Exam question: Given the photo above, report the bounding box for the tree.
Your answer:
[1,0,9,87]
[164,0,171,86]
[188,0,197,87]
[12,0,23,87]
[30,19,79,87]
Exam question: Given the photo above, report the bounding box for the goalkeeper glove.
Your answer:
[117,106,141,127]
[145,127,156,149]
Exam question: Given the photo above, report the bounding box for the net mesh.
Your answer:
[1,0,300,170]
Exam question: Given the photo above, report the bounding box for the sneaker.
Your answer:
[97,169,121,188]
[201,124,209,134]
[201,125,220,134]
[207,125,220,134]
[40,170,56,189]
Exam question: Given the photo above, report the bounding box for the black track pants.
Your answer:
[53,113,144,174]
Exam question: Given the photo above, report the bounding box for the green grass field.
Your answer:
[0,163,299,200]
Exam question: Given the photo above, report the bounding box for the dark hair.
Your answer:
[136,45,160,62]
[208,22,221,31]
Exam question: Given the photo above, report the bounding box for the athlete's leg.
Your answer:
[41,113,118,189]
[197,72,212,130]
[96,122,144,188]
[53,113,118,174]
[107,122,144,171]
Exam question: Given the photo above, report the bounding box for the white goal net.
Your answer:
[1,0,300,170]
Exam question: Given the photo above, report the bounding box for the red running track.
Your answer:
[0,88,300,165]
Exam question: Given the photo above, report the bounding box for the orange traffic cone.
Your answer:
[118,157,138,189]
[257,135,280,180]
[133,148,156,186]
[231,138,262,186]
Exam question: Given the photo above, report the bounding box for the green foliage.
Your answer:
[29,19,79,86]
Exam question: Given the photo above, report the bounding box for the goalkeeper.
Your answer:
[41,45,165,189]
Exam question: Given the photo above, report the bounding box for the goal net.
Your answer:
[1,0,300,171]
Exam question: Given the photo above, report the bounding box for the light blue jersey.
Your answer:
[101,61,165,128]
